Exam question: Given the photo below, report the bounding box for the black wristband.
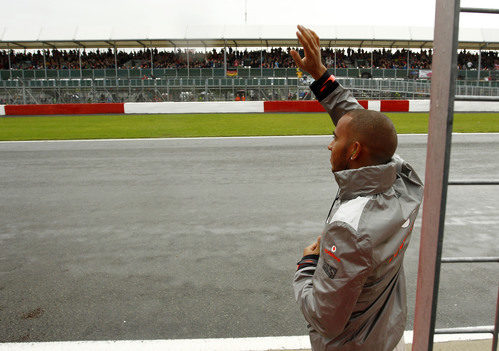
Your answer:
[310,71,339,102]
[296,254,319,271]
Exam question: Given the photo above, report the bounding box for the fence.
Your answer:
[1,67,498,84]
[1,76,497,105]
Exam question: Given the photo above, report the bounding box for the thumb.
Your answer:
[317,236,321,246]
[290,50,304,69]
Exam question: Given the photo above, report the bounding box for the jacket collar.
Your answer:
[333,160,397,201]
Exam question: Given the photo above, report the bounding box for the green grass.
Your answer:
[0,112,498,141]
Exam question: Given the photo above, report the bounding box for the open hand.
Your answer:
[290,25,327,80]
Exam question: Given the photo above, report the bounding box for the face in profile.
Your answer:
[327,115,353,173]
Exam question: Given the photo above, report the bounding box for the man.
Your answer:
[291,25,424,351]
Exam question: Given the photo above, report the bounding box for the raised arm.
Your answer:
[291,25,363,126]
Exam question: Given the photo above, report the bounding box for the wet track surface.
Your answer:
[0,134,498,342]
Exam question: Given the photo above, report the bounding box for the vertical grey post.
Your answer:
[260,46,263,77]
[334,50,337,76]
[412,0,460,350]
[114,45,118,80]
[407,49,410,77]
[205,79,208,101]
[493,286,499,351]
[43,47,47,80]
[7,46,12,80]
[166,78,169,101]
[370,50,373,76]
[78,48,82,79]
[477,48,481,83]
[150,44,154,77]
[187,48,190,78]
[223,41,227,77]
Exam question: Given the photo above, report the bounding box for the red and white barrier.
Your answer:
[262,100,497,113]
[0,100,497,116]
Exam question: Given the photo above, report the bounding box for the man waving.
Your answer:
[292,25,423,351]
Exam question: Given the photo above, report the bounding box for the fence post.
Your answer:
[412,0,460,349]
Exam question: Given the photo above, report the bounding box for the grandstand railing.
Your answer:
[1,67,497,84]
[1,76,497,104]
[1,77,497,96]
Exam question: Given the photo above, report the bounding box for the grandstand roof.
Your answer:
[0,25,498,50]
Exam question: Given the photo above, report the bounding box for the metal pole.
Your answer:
[22,80,26,104]
[407,49,410,78]
[492,286,499,351]
[412,0,460,350]
[7,47,12,80]
[224,41,227,77]
[260,46,263,77]
[477,49,481,83]
[114,45,118,80]
[187,48,190,78]
[151,44,154,77]
[334,50,337,76]
[78,48,82,79]
[43,47,47,80]
[460,7,499,14]
[371,50,373,76]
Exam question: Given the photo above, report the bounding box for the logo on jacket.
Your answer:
[324,244,340,262]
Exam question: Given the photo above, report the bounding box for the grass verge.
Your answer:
[0,112,498,141]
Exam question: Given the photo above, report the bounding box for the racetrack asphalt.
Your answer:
[0,134,498,342]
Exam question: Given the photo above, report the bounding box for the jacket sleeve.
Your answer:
[310,71,364,126]
[293,222,372,339]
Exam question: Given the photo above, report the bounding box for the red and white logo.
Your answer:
[324,244,340,262]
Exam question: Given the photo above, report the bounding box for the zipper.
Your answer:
[326,189,340,223]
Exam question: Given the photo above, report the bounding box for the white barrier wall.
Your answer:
[408,100,499,112]
[0,105,5,116]
[454,101,499,112]
[408,100,431,112]
[367,100,381,111]
[124,101,265,114]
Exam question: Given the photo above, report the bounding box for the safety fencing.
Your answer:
[1,99,498,116]
[2,77,497,105]
[1,68,498,83]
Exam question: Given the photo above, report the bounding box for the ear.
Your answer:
[349,141,362,160]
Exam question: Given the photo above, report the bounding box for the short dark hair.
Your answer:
[345,109,398,165]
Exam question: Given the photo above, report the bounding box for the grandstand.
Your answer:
[0,25,497,104]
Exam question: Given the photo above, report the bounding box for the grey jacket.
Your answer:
[293,72,424,351]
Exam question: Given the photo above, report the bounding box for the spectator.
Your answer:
[0,47,496,71]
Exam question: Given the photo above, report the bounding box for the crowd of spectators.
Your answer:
[0,47,497,71]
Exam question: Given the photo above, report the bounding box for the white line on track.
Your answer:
[0,133,497,144]
[0,330,493,351]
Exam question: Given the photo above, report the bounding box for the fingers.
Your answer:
[290,49,303,69]
[297,28,317,58]
[310,29,320,48]
[298,25,319,52]
[295,31,311,59]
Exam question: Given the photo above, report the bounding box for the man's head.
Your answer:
[327,109,397,172]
